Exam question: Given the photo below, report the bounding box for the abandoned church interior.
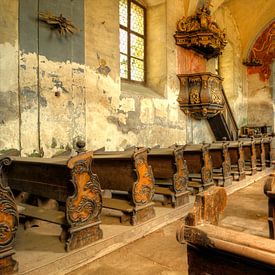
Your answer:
[0,0,275,274]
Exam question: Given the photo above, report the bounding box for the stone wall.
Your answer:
[247,74,273,127]
[0,0,255,157]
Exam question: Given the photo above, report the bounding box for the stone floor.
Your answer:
[69,175,270,275]
[68,220,188,275]
[220,175,269,238]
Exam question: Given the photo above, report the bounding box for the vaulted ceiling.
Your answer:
[221,0,275,56]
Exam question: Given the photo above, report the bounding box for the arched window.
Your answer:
[119,0,145,83]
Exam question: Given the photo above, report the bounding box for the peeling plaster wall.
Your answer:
[85,0,188,151]
[213,5,248,128]
[0,0,20,150]
[1,0,254,156]
[247,74,273,127]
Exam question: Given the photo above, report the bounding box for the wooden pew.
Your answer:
[226,141,246,180]
[263,137,273,167]
[240,138,257,175]
[209,142,232,187]
[93,147,155,225]
[183,144,214,194]
[147,145,189,207]
[177,186,275,275]
[1,151,103,252]
[0,157,19,275]
[254,138,266,171]
[264,175,275,239]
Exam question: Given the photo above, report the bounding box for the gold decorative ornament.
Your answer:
[174,0,227,59]
[190,88,200,104]
[39,12,79,36]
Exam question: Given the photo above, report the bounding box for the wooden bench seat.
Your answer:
[1,152,103,253]
[239,138,257,175]
[147,145,189,207]
[226,141,246,180]
[254,138,266,170]
[209,142,232,187]
[263,137,273,167]
[93,147,155,225]
[183,144,214,194]
[18,202,65,225]
[177,186,275,275]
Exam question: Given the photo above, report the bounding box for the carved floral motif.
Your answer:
[66,152,102,227]
[201,148,213,185]
[132,148,155,206]
[178,73,224,119]
[0,158,18,253]
[174,0,227,59]
[190,88,200,104]
[173,147,189,193]
[222,145,231,178]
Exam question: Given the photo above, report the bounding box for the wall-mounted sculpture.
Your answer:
[177,72,224,119]
[39,12,79,36]
[174,0,227,59]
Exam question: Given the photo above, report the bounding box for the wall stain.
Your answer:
[0,91,18,123]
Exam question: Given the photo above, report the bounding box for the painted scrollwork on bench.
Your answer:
[238,143,245,174]
[0,157,18,274]
[132,148,155,206]
[66,152,103,251]
[222,144,231,178]
[201,147,213,185]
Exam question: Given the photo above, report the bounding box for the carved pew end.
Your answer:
[0,252,18,275]
[0,157,19,275]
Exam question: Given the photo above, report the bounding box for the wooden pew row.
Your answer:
[93,147,155,225]
[263,137,273,167]
[209,142,232,187]
[224,141,246,180]
[239,138,257,175]
[147,145,189,208]
[264,174,275,239]
[254,138,266,171]
[183,144,214,194]
[1,152,103,253]
[177,186,275,275]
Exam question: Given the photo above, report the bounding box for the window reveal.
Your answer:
[119,0,145,83]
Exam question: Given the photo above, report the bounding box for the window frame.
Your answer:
[119,0,146,85]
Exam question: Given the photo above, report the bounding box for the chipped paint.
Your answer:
[1,0,269,156]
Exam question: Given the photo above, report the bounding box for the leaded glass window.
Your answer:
[119,0,145,83]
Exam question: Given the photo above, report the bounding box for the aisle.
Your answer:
[220,176,269,238]
[69,220,188,275]
[72,175,271,275]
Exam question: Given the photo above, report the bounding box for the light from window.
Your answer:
[119,0,145,83]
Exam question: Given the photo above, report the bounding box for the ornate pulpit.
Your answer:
[177,72,224,119]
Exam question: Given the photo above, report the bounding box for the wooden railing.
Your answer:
[208,88,239,141]
[221,88,239,140]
